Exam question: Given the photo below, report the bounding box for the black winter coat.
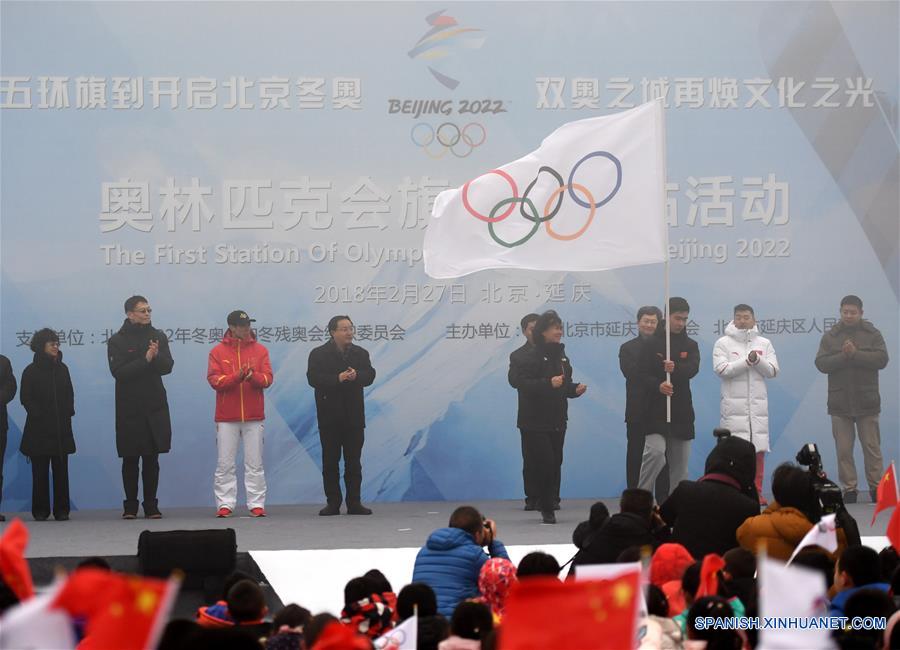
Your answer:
[19,351,75,457]
[659,436,760,558]
[306,340,376,431]
[107,320,174,457]
[0,354,16,433]
[508,342,581,432]
[570,512,667,571]
[619,335,658,426]
[644,325,700,439]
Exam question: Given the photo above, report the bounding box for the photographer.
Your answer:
[736,463,850,561]
[411,505,509,618]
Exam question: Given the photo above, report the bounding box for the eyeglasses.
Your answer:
[133,308,152,314]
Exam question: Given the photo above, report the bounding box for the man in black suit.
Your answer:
[619,306,668,497]
[307,315,376,516]
[508,313,540,510]
[0,354,17,522]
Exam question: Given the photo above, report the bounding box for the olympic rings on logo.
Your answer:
[460,150,622,247]
[410,122,486,158]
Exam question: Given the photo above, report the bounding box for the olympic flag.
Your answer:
[424,100,667,278]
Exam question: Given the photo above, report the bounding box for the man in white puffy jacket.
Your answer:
[713,304,779,503]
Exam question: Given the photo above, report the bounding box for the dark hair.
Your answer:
[397,582,437,620]
[669,296,690,314]
[303,613,338,648]
[272,603,311,630]
[418,614,450,650]
[226,579,266,623]
[620,488,654,519]
[344,576,375,605]
[517,551,560,578]
[616,546,643,563]
[687,596,740,648]
[733,304,754,316]
[0,577,19,615]
[124,295,148,313]
[636,306,663,322]
[892,564,900,594]
[520,313,539,332]
[76,556,111,571]
[449,505,483,537]
[722,548,756,581]
[791,547,835,590]
[878,546,899,583]
[29,328,60,353]
[682,562,702,603]
[532,310,563,346]
[841,589,896,646]
[221,570,255,601]
[838,546,882,588]
[327,315,352,334]
[771,463,818,521]
[450,601,493,641]
[646,583,669,617]
[588,501,610,528]
[840,295,863,310]
[363,569,392,594]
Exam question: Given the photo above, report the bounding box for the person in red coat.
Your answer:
[207,310,273,518]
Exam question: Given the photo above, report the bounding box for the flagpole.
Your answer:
[657,98,672,424]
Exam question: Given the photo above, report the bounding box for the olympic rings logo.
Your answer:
[461,151,622,248]
[411,122,486,159]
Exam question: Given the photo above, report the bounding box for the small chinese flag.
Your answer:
[695,553,726,598]
[871,462,898,525]
[51,568,179,650]
[499,572,641,650]
[888,507,900,554]
[0,518,35,601]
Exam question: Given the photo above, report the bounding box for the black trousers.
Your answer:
[31,455,70,519]
[122,454,160,513]
[0,427,6,508]
[320,426,364,506]
[626,423,669,500]
[521,428,565,512]
[520,431,538,505]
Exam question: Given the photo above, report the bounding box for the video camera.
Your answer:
[795,443,861,546]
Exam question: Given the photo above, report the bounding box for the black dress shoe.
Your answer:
[54,513,70,521]
[319,504,341,516]
[347,504,373,515]
[33,514,49,522]
[541,511,556,524]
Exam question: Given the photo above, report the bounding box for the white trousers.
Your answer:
[638,434,692,499]
[214,421,266,510]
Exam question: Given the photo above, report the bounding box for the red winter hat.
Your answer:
[649,543,694,587]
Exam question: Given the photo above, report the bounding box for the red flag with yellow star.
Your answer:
[51,568,179,650]
[0,518,35,601]
[872,461,898,525]
[499,571,641,650]
[888,506,900,553]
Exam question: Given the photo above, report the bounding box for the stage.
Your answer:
[3,498,891,617]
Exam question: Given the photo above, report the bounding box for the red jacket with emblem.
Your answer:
[207,331,273,422]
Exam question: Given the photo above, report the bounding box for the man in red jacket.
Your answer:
[207,310,273,518]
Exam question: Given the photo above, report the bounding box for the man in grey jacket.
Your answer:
[815,295,889,503]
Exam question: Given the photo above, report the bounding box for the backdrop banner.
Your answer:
[1,2,897,509]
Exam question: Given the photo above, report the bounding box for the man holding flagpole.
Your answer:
[638,297,700,498]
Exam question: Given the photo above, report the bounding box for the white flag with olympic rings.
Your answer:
[424,99,667,278]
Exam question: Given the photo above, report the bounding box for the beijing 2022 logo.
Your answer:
[461,152,623,247]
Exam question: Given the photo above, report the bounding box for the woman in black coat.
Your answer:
[509,310,587,524]
[19,328,76,521]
